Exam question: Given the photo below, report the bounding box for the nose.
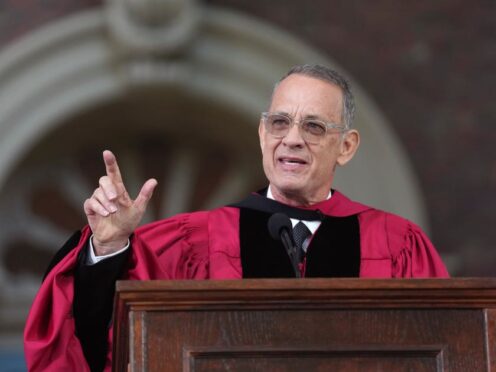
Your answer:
[282,122,305,147]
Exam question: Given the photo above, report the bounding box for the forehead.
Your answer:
[269,74,343,121]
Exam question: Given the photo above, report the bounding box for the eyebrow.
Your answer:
[304,114,323,120]
[272,111,330,122]
[272,110,291,117]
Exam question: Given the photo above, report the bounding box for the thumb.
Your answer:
[134,178,158,212]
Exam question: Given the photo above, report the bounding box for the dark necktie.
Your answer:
[293,221,312,262]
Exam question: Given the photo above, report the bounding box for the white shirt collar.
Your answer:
[266,185,330,241]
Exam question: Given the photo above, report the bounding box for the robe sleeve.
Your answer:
[387,214,449,278]
[127,211,210,280]
[24,212,210,372]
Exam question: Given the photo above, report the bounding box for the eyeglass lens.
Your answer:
[265,114,327,143]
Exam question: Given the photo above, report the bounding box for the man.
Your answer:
[24,64,448,371]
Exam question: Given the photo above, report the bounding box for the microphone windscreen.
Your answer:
[267,213,292,241]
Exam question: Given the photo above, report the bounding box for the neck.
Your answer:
[268,186,331,207]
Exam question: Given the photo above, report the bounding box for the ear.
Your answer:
[337,129,360,166]
[258,120,265,151]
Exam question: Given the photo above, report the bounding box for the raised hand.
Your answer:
[83,150,157,256]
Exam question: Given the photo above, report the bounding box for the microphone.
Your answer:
[267,213,301,278]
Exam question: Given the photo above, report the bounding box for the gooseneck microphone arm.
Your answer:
[268,213,301,278]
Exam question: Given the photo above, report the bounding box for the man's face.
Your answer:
[259,73,359,206]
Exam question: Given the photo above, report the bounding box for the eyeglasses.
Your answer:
[261,112,347,144]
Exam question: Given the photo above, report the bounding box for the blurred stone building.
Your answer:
[0,0,494,368]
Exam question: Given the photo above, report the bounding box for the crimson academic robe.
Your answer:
[24,190,448,371]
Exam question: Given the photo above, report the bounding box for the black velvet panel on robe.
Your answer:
[74,243,131,372]
[239,208,360,278]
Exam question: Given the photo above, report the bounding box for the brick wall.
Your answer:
[0,0,101,46]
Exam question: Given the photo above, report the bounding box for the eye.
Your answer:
[303,120,326,135]
[269,115,290,129]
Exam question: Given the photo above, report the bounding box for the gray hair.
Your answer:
[275,64,355,128]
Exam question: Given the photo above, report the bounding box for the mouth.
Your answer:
[277,156,308,168]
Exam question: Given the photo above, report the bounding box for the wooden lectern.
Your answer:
[113,279,496,371]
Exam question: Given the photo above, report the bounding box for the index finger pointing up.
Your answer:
[103,150,123,183]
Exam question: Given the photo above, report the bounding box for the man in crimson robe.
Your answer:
[24,64,449,371]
